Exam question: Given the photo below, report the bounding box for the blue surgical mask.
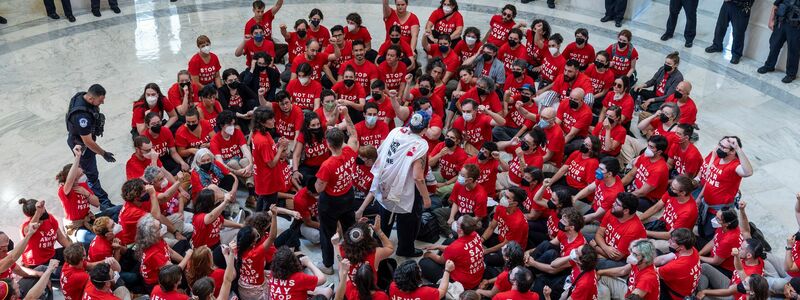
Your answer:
[254,34,265,43]
[537,119,549,128]
[595,169,605,180]
[365,116,378,125]
[457,175,466,185]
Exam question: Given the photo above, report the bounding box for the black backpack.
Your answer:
[417,212,441,243]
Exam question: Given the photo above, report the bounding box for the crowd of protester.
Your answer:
[6,0,800,300]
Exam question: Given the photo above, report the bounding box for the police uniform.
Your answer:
[663,0,699,45]
[66,92,112,209]
[763,0,800,80]
[708,0,754,61]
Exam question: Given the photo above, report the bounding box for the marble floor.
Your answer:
[1,0,800,286]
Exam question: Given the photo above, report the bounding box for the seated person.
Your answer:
[491,267,537,300]
[620,135,669,212]
[210,111,254,199]
[638,175,698,251]
[554,88,593,151]
[698,207,743,285]
[572,157,623,227]
[631,52,683,113]
[126,136,172,181]
[591,105,627,157]
[189,148,236,201]
[452,99,505,155]
[590,192,646,269]
[142,112,190,174]
[548,244,600,300]
[525,207,586,298]
[653,228,701,299]
[420,215,486,290]
[597,239,659,300]
[547,136,600,195]
[464,142,508,195]
[196,85,224,129]
[429,128,469,198]
[494,84,537,142]
[175,107,215,162]
[446,164,489,224]
[482,187,529,263]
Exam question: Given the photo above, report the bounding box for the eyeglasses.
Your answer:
[502,13,514,18]
[614,83,624,88]
[717,143,733,151]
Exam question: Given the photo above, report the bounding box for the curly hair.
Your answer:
[393,260,422,292]
[92,216,113,236]
[342,223,378,263]
[502,241,524,271]
[121,178,146,203]
[270,246,302,280]
[135,215,161,259]
[186,246,213,288]
[55,163,73,183]
[244,212,271,236]
[577,244,597,271]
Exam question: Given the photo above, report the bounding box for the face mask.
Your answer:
[372,92,383,101]
[442,5,453,14]
[299,77,310,85]
[200,46,211,54]
[228,81,240,90]
[224,125,235,136]
[613,93,624,100]
[557,222,566,231]
[323,101,336,111]
[297,30,307,38]
[508,40,518,47]
[254,34,265,43]
[520,142,530,151]
[569,249,579,261]
[419,87,431,95]
[425,107,434,116]
[579,144,590,154]
[310,19,321,27]
[569,100,580,110]
[140,192,150,202]
[626,254,639,265]
[716,148,728,159]
[478,151,487,161]
[113,271,120,283]
[187,123,199,131]
[342,79,355,87]
[365,115,378,126]
[180,82,190,89]
[112,223,123,235]
[659,114,670,123]
[160,224,168,237]
[549,47,558,55]
[537,119,549,128]
[711,217,722,228]
[200,162,213,172]
[674,91,683,99]
[356,157,366,165]
[595,169,605,180]
[438,45,450,53]
[594,61,606,69]
[150,124,162,134]
[310,128,324,137]
[465,37,477,46]
[78,174,88,183]
[667,188,678,197]
[463,112,473,121]
[160,178,169,189]
[512,71,523,78]
[445,138,456,148]
[617,41,627,48]
[520,179,531,187]
[546,200,557,210]
[663,64,673,72]
[482,53,493,61]
[457,175,466,185]
[498,196,509,207]
[477,88,488,96]
[644,148,655,158]
[520,95,531,103]
[576,37,586,45]
[347,24,357,31]
[145,96,158,106]
[736,282,748,294]
[390,37,400,44]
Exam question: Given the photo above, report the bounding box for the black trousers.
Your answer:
[379,188,423,256]
[604,0,628,21]
[665,0,699,42]
[43,0,73,16]
[630,88,663,113]
[711,1,751,58]
[67,138,113,210]
[765,21,800,76]
[91,0,118,11]
[319,189,356,267]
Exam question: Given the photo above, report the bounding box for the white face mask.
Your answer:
[113,271,120,282]
[626,254,639,265]
[711,217,722,228]
[463,112,473,122]
[442,5,453,14]
[146,96,158,106]
[457,175,466,185]
[498,196,509,207]
[224,125,235,136]
[200,46,211,54]
[569,249,579,261]
[365,116,378,126]
[549,47,558,56]
[160,224,168,237]
[112,223,123,235]
[299,77,310,85]
[644,148,655,158]
[465,37,477,46]
[347,24,357,32]
[160,178,169,189]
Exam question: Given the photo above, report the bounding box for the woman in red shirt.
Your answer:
[592,105,627,157]
[175,108,216,161]
[185,246,221,296]
[597,238,659,300]
[188,35,222,88]
[382,0,420,51]
[236,206,279,300]
[269,247,328,299]
[18,199,71,268]
[605,29,639,81]
[525,19,551,69]
[429,128,468,193]
[420,215,485,290]
[167,70,200,116]
[135,215,187,290]
[584,51,616,102]
[251,107,290,210]
[189,149,234,201]
[291,113,330,188]
[131,83,178,137]
[599,76,634,130]
[390,259,453,300]
[377,25,415,70]
[150,265,188,300]
[56,146,100,245]
[548,136,600,193]
[335,261,389,300]
[476,242,525,298]
[88,217,123,263]
[190,246,235,300]
[339,221,395,300]
[196,85,223,130]
[423,0,464,52]
[191,189,238,249]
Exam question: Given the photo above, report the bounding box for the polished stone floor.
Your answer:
[1,0,799,279]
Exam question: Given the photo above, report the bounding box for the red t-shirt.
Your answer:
[583,64,615,95]
[508,148,545,185]
[789,240,800,277]
[429,142,468,180]
[699,154,743,206]
[592,123,627,156]
[452,114,493,150]
[239,242,269,285]
[192,213,223,248]
[428,8,464,36]
[141,240,171,285]
[58,182,93,221]
[21,217,59,266]
[657,249,701,299]
[352,163,375,195]
[314,107,346,128]
[712,227,742,271]
[464,156,500,196]
[564,151,599,190]
[667,95,698,125]
[293,188,318,219]
[523,184,550,214]
[492,290,540,300]
[308,25,330,48]
[340,59,380,93]
[355,120,390,149]
[378,40,414,59]
[174,120,213,149]
[493,206,528,249]
[660,195,698,231]
[389,283,439,300]
[88,236,113,263]
[378,61,408,91]
[384,10,421,44]
[501,96,537,130]
[297,132,330,167]
[269,272,319,299]
[570,269,598,300]
[626,264,659,300]
[271,102,303,140]
[449,182,488,218]
[151,285,190,300]
[486,15,516,47]
[592,177,624,212]
[61,262,90,300]
[539,54,566,83]
[143,129,175,159]
[443,232,484,290]
[454,39,483,62]
[210,129,246,161]
[562,42,596,68]
[326,40,353,71]
[731,259,764,300]
[602,92,635,122]
[504,76,536,98]
[551,73,594,103]
[82,284,118,300]
[285,78,323,111]
[167,82,201,108]
[131,99,175,128]
[606,44,639,78]
[344,26,373,44]
[457,87,502,112]
[286,32,309,63]
[244,12,275,39]
[188,53,221,86]
[332,80,366,105]
[126,154,163,180]
[497,43,528,74]
[599,214,646,257]
[556,98,593,137]
[197,102,223,129]
[633,156,669,200]
[117,202,147,246]
[316,146,357,196]
[252,131,287,195]
[524,30,546,66]
[242,38,276,67]
[292,53,330,82]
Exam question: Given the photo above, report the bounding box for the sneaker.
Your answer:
[92,10,101,17]
[660,33,672,41]
[47,13,60,20]
[730,56,740,64]
[67,15,75,22]
[520,0,533,3]
[757,66,775,74]
[316,262,334,275]
[782,75,796,83]
[548,3,555,8]
[111,6,121,14]
[705,46,722,53]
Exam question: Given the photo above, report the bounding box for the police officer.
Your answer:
[601,0,628,28]
[705,0,755,64]
[66,84,115,210]
[758,0,800,83]
[661,0,699,48]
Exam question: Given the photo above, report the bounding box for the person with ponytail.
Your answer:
[339,218,395,300]
[236,205,278,300]
[335,260,389,300]
[251,106,290,211]
[269,246,330,299]
[56,145,101,245]
[18,198,71,268]
[191,243,235,300]
[389,259,454,299]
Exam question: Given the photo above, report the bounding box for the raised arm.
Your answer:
[382,0,392,19]
[738,200,752,239]
[24,260,59,300]
[217,243,236,300]
[270,0,284,15]
[437,260,455,299]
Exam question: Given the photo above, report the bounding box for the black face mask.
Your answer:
[674,91,683,99]
[372,92,383,101]
[579,144,589,154]
[663,64,673,72]
[478,151,487,161]
[795,231,800,242]
[187,123,199,131]
[659,114,670,123]
[310,20,321,27]
[546,200,557,210]
[512,71,523,78]
[569,101,580,110]
[140,193,150,202]
[736,282,747,295]
[297,30,307,38]
[520,95,531,103]
[716,148,728,159]
[557,222,567,231]
[150,124,162,135]
[228,81,239,90]
[617,41,627,48]
[667,188,678,197]
[575,37,586,45]
[311,128,324,138]
[390,37,401,44]
[344,79,356,87]
[180,82,190,89]
[356,157,366,165]
[520,142,530,151]
[199,162,213,172]
[668,247,677,253]
[593,61,605,69]
[508,40,519,47]
[445,138,456,148]
[419,87,431,95]
[520,179,531,187]
[477,88,488,96]
[482,53,493,61]
[267,127,281,139]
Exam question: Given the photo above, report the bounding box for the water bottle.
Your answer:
[635,95,643,112]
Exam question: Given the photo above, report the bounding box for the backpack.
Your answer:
[417,212,441,243]
[748,222,772,252]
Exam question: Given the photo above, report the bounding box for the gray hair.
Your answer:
[142,166,161,183]
[192,148,214,170]
[135,215,161,259]
[512,59,528,70]
[660,102,681,121]
[476,76,496,91]
[629,239,656,265]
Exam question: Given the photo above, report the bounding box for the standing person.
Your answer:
[758,0,800,83]
[372,110,432,258]
[244,0,287,63]
[315,108,359,273]
[382,0,421,53]
[66,84,115,210]
[661,0,698,48]
[90,0,119,17]
[252,107,289,211]
[602,0,628,27]
[705,0,754,64]
[43,0,75,22]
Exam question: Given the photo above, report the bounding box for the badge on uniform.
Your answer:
[79,118,89,128]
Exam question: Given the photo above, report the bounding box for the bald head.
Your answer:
[675,81,692,98]
[541,107,556,119]
[570,88,586,101]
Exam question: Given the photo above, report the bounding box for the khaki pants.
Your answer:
[619,135,646,167]
[598,275,628,300]
[226,157,254,185]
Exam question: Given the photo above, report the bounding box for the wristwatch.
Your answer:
[787,246,794,251]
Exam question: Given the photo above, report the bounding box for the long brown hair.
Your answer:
[186,246,213,287]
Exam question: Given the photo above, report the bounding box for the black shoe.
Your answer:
[67,15,75,22]
[601,16,612,22]
[111,6,120,14]
[548,3,555,8]
[520,0,532,3]
[730,56,740,64]
[398,249,424,258]
[92,10,101,17]
[757,66,775,74]
[47,13,60,20]
[660,33,672,41]
[782,75,796,83]
[684,41,693,48]
[615,20,622,27]
[170,0,177,2]
[0,16,6,24]
[705,46,722,53]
